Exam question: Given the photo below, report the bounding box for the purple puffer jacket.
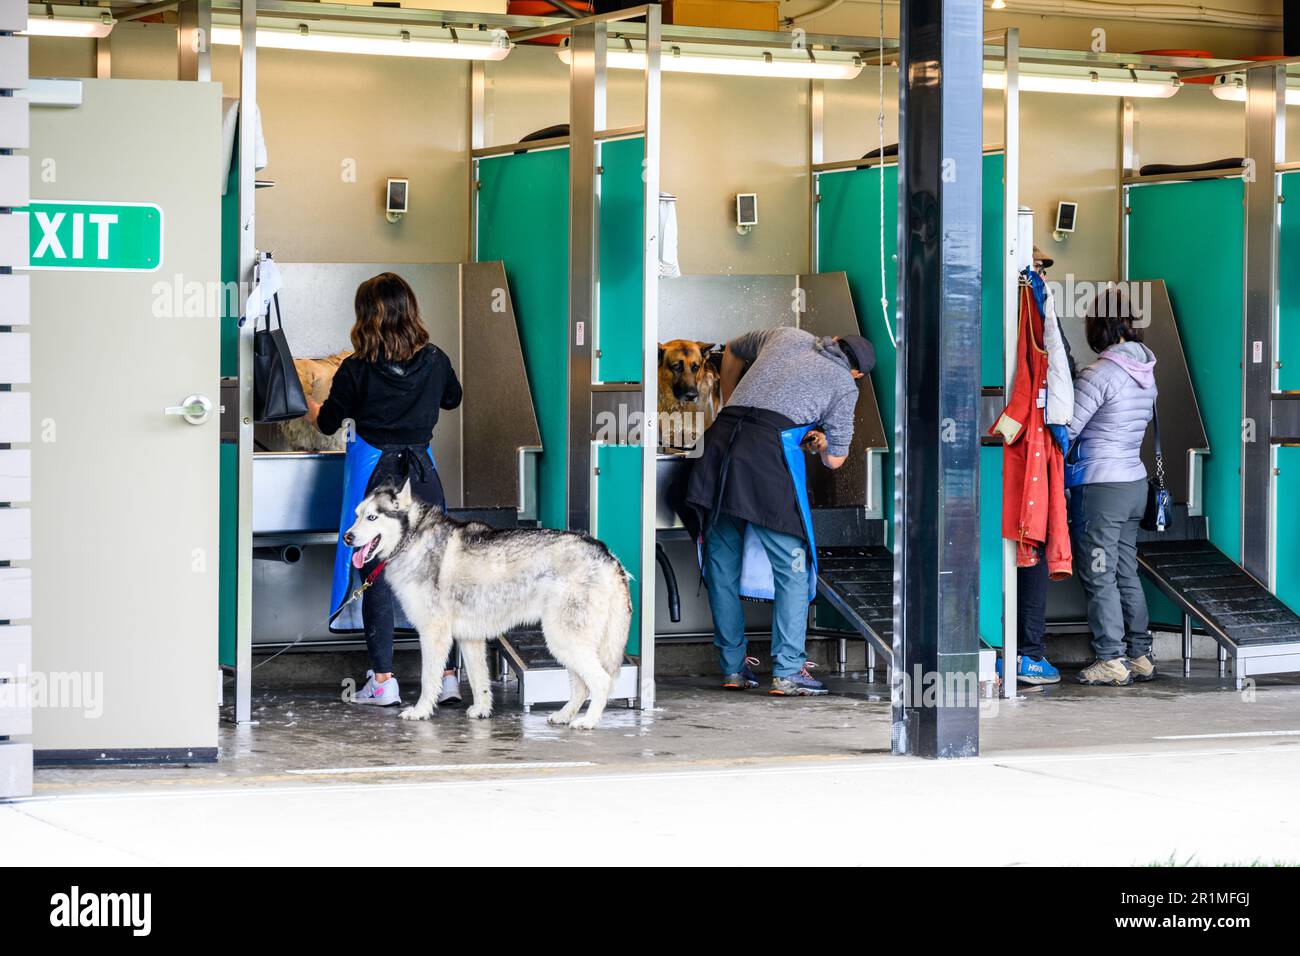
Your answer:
[1065,341,1157,488]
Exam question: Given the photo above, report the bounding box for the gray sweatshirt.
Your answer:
[1066,340,1157,487]
[727,326,859,456]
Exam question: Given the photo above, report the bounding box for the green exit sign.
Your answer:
[25,200,164,273]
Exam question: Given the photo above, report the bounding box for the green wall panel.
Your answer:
[477,148,572,531]
[1127,178,1244,563]
[219,162,239,666]
[1273,172,1300,611]
[477,143,646,531]
[1279,171,1300,392]
[219,442,237,667]
[1276,447,1300,615]
[597,137,645,384]
[816,153,1006,647]
[979,446,1004,647]
[595,444,643,655]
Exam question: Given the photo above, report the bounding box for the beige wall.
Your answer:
[28,8,1288,279]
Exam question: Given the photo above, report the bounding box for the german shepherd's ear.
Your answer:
[696,342,719,354]
[658,345,666,365]
[396,478,414,509]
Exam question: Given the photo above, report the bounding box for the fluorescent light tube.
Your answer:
[209,25,511,61]
[1210,76,1300,106]
[558,42,863,80]
[983,68,1180,98]
[22,5,114,39]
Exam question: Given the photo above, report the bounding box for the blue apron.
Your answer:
[699,423,819,604]
[328,435,438,632]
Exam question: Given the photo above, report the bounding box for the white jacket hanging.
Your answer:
[1041,280,1074,427]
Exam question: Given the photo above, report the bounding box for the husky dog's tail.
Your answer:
[600,560,634,679]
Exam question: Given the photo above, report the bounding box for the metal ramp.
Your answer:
[816,545,894,672]
[495,629,639,713]
[1138,540,1300,688]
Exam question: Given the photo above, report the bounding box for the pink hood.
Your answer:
[1098,341,1156,389]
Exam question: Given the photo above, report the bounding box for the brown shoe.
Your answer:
[1127,655,1157,682]
[1077,658,1133,686]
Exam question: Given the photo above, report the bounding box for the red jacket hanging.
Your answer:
[990,283,1072,579]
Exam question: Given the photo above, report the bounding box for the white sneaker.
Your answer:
[437,672,462,704]
[353,670,401,706]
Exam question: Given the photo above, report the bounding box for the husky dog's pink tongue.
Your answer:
[352,537,379,569]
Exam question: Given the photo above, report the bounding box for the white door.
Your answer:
[26,80,222,756]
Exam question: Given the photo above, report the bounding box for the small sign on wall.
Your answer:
[23,200,163,272]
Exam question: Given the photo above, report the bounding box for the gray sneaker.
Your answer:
[1076,658,1133,686]
[353,670,402,706]
[1127,655,1157,682]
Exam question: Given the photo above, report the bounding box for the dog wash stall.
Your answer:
[1118,55,1300,686]
[199,3,663,720]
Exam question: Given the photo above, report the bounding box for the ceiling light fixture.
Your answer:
[209,22,511,61]
[983,64,1180,98]
[1210,74,1300,105]
[21,4,115,39]
[557,40,864,81]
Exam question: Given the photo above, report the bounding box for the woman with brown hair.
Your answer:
[311,272,463,707]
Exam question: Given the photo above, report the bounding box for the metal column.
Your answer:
[808,79,824,272]
[234,0,257,723]
[892,0,982,758]
[1241,66,1283,587]
[566,20,606,533]
[638,5,662,709]
[177,0,213,82]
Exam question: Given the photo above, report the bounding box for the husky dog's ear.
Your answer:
[396,478,414,509]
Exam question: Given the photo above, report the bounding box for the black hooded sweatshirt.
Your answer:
[316,343,462,447]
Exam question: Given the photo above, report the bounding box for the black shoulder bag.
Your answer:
[1140,404,1171,532]
[253,293,308,423]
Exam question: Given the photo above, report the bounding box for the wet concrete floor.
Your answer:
[30,662,1300,795]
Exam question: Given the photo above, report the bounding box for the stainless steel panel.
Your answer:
[1056,279,1209,505]
[1272,392,1300,443]
[1242,66,1283,585]
[799,271,888,509]
[252,453,344,534]
[659,274,799,344]
[460,261,542,508]
[567,21,605,534]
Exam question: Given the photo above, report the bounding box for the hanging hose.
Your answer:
[877,0,896,348]
[656,542,681,623]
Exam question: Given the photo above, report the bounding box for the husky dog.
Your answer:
[343,481,633,729]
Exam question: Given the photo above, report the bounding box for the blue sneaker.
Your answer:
[769,662,828,697]
[722,656,761,690]
[1016,655,1060,685]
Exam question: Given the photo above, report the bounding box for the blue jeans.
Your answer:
[704,512,809,678]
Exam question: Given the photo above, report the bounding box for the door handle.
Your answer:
[165,393,214,426]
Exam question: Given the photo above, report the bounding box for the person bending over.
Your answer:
[686,326,872,697]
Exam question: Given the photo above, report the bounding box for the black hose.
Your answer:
[656,542,681,623]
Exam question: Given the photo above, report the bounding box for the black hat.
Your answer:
[837,335,876,375]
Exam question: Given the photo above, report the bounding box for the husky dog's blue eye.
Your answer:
[367,514,378,521]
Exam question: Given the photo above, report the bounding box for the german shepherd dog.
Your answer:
[657,339,720,450]
[343,482,633,729]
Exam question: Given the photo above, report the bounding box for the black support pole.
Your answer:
[891,0,982,758]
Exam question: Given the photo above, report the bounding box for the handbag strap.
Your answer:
[1151,399,1166,491]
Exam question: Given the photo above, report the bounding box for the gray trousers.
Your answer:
[1067,479,1152,661]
